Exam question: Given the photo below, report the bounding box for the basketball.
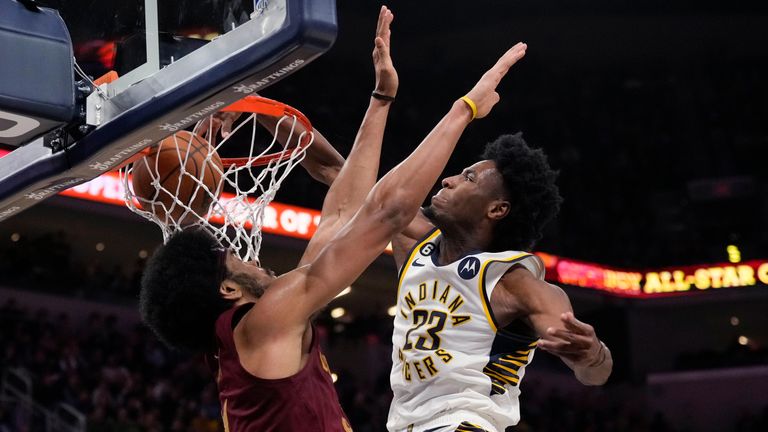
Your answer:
[131,131,223,224]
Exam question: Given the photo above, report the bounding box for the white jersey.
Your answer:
[387,229,545,432]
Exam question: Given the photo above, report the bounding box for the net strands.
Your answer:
[120,105,314,262]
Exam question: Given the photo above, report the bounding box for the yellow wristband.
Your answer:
[460,95,478,120]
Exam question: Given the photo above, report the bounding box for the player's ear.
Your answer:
[219,280,243,301]
[487,199,510,220]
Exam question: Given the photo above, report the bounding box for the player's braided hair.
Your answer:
[140,228,231,353]
[481,133,562,251]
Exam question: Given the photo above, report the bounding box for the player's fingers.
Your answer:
[384,9,393,28]
[540,341,587,356]
[375,6,385,36]
[381,12,394,46]
[376,6,390,39]
[374,37,389,60]
[546,329,593,349]
[487,43,527,84]
[537,339,575,353]
[221,120,233,138]
[199,117,221,138]
[562,313,594,336]
[546,327,577,341]
[491,43,525,71]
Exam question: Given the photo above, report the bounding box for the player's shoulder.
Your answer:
[498,264,564,298]
[491,263,566,323]
[475,250,544,283]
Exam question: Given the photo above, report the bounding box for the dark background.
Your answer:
[268,0,768,268]
[28,0,768,267]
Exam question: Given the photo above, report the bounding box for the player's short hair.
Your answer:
[481,133,562,251]
[140,229,231,353]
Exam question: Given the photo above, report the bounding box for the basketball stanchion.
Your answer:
[119,96,314,262]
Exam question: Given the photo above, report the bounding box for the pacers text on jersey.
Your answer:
[396,279,472,382]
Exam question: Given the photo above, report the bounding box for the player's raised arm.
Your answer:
[297,5,398,266]
[199,101,345,187]
[257,115,343,187]
[283,42,529,320]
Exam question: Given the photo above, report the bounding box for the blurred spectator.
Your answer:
[2,300,766,431]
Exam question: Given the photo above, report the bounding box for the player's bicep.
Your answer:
[301,205,398,316]
[524,280,574,338]
[499,270,573,338]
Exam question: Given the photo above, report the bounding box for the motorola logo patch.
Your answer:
[458,257,481,280]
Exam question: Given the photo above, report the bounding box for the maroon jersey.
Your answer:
[210,303,352,432]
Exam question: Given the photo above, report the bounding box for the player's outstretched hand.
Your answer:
[372,6,398,98]
[196,111,241,143]
[464,42,527,119]
[537,312,605,368]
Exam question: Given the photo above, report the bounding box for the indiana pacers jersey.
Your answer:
[387,229,545,432]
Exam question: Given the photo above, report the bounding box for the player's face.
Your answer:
[424,160,505,227]
[224,252,277,298]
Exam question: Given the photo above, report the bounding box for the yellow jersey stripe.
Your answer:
[491,362,521,375]
[484,369,519,384]
[503,355,529,362]
[499,358,525,367]
[492,382,506,392]
[483,370,510,383]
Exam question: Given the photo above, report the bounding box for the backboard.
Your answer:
[0,0,337,222]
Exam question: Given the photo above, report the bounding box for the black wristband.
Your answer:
[371,91,395,102]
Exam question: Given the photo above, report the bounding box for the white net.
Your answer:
[120,106,313,262]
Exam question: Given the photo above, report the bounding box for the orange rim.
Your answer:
[115,96,313,171]
[220,95,314,167]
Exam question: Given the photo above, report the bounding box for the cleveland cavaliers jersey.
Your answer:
[387,229,545,432]
[211,304,353,432]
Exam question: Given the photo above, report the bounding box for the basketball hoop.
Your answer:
[120,96,314,262]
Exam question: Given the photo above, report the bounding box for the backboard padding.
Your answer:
[0,0,337,222]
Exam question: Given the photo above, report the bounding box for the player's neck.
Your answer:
[234,292,260,306]
[436,226,492,264]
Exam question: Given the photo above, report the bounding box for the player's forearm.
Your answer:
[370,100,473,227]
[258,115,344,186]
[574,342,613,385]
[321,97,391,215]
